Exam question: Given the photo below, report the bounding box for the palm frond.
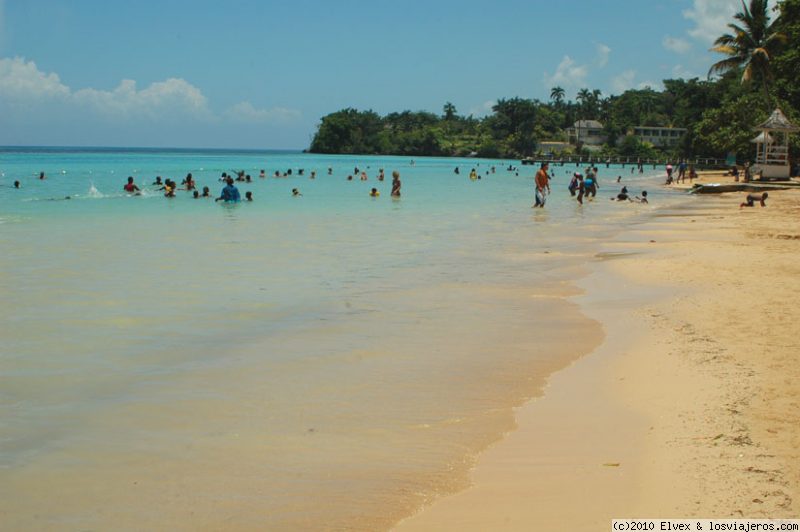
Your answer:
[742,63,753,82]
[708,57,745,78]
[710,44,737,55]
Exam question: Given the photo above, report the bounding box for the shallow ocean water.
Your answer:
[0,148,679,529]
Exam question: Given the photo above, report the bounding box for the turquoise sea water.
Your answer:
[0,148,678,529]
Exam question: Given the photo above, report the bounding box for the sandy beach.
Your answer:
[396,175,800,530]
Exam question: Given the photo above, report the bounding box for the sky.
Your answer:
[0,0,746,149]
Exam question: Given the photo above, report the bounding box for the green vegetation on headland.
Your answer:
[309,0,800,162]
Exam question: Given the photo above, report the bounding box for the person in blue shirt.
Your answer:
[215,177,241,202]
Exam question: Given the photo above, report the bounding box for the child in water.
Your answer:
[370,187,380,197]
[245,191,253,201]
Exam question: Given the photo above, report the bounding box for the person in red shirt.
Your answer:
[533,162,551,208]
[123,176,140,194]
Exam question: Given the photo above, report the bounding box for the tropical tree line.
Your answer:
[309,0,799,162]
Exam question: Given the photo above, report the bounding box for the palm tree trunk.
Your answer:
[762,77,772,109]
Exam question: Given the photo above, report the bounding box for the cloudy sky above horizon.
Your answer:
[0,0,746,149]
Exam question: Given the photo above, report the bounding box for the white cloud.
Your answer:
[612,70,637,93]
[683,0,740,44]
[544,56,588,92]
[225,101,301,124]
[0,56,307,127]
[0,57,210,121]
[0,57,69,99]
[596,43,611,68]
[663,36,691,54]
[468,100,495,117]
[73,78,211,119]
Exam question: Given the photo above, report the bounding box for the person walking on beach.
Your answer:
[533,162,550,208]
[391,171,401,197]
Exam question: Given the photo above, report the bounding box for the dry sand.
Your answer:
[395,177,800,530]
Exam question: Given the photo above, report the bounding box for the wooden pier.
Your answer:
[520,156,729,169]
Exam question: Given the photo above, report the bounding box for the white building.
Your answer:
[567,120,606,147]
[630,126,687,148]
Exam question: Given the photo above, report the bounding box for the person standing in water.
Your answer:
[391,171,401,197]
[215,177,241,202]
[533,162,550,208]
[123,176,140,193]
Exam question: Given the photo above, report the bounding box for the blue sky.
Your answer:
[0,0,745,149]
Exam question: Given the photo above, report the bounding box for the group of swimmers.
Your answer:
[113,167,404,203]
[6,162,773,210]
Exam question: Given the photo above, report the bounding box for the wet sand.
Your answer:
[395,182,800,529]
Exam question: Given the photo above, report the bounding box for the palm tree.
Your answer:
[550,86,565,106]
[575,88,593,147]
[708,0,786,103]
[576,88,591,110]
[443,102,457,121]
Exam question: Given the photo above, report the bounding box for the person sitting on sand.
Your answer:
[215,178,240,202]
[391,171,402,197]
[370,187,380,197]
[245,191,253,201]
[292,188,301,197]
[123,176,140,193]
[740,192,768,208]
